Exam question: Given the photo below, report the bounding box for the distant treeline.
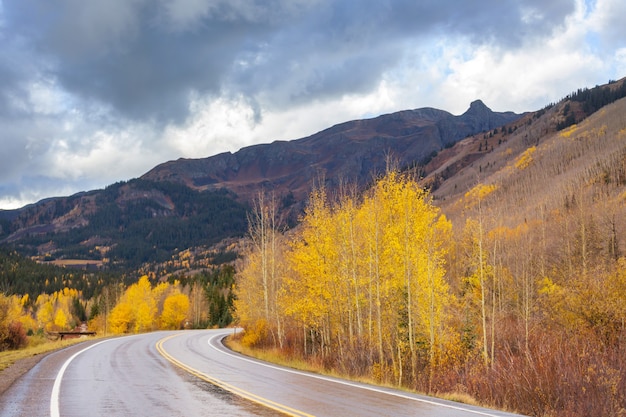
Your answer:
[557,80,626,130]
[4,179,249,269]
[0,247,121,300]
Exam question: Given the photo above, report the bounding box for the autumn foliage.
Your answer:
[235,168,626,417]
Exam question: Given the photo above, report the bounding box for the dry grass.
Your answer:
[438,391,481,406]
[224,337,321,374]
[0,335,100,372]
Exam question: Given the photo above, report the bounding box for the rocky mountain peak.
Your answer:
[466,99,491,114]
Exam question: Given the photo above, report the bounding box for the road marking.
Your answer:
[207,331,511,417]
[50,339,113,417]
[156,333,314,417]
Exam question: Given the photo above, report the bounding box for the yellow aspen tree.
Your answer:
[128,276,157,333]
[234,249,266,339]
[15,294,36,334]
[359,189,384,372]
[337,185,369,357]
[152,280,171,314]
[53,308,68,330]
[0,293,35,339]
[282,186,336,355]
[54,288,79,330]
[463,183,497,367]
[107,276,157,334]
[161,292,190,329]
[108,301,132,334]
[418,214,453,389]
[188,282,209,328]
[359,170,453,385]
[36,295,55,332]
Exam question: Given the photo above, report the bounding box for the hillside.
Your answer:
[0,100,521,274]
[1,78,625,282]
[427,77,626,219]
[0,180,248,270]
[141,100,521,201]
[234,78,626,417]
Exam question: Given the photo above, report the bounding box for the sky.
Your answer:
[1,0,625,210]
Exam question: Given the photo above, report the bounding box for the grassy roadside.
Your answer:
[0,336,101,372]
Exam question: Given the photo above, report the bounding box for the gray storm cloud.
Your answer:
[2,0,608,209]
[2,0,576,123]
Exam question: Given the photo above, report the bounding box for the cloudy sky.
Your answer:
[1,0,625,209]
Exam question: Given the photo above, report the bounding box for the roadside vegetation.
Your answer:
[234,127,626,417]
[0,335,97,372]
[0,266,236,363]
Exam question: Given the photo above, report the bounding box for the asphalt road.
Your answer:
[0,329,527,417]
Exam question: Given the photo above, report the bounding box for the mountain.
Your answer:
[0,180,248,270]
[142,100,522,202]
[5,76,626,277]
[0,99,521,272]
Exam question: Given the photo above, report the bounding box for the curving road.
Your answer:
[0,329,527,417]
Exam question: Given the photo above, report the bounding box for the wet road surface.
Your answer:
[160,329,527,417]
[0,331,279,417]
[0,329,527,416]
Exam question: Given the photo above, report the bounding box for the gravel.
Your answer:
[0,353,50,395]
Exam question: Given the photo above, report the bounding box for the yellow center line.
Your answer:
[156,333,315,417]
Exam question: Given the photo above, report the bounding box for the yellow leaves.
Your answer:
[560,124,578,138]
[109,301,132,334]
[240,319,268,347]
[36,299,55,331]
[0,293,35,337]
[107,275,190,334]
[238,170,454,368]
[538,277,562,296]
[161,292,190,330]
[464,183,498,210]
[514,146,536,170]
[53,309,68,330]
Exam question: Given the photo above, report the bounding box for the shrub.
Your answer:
[1,321,28,350]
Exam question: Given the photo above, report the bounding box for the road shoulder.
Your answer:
[0,353,49,395]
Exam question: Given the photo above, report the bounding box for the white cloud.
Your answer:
[589,0,626,47]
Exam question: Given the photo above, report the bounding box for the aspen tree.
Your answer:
[284,186,336,356]
[108,276,158,333]
[463,183,497,367]
[236,191,286,347]
[359,186,386,370]
[334,185,365,353]
[367,171,452,382]
[188,282,208,328]
[161,292,190,329]
[420,214,452,378]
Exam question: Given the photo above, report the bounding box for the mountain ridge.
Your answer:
[0,99,521,269]
[141,99,521,202]
[7,75,626,273]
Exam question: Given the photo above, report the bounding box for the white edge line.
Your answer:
[207,331,512,417]
[49,339,113,417]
